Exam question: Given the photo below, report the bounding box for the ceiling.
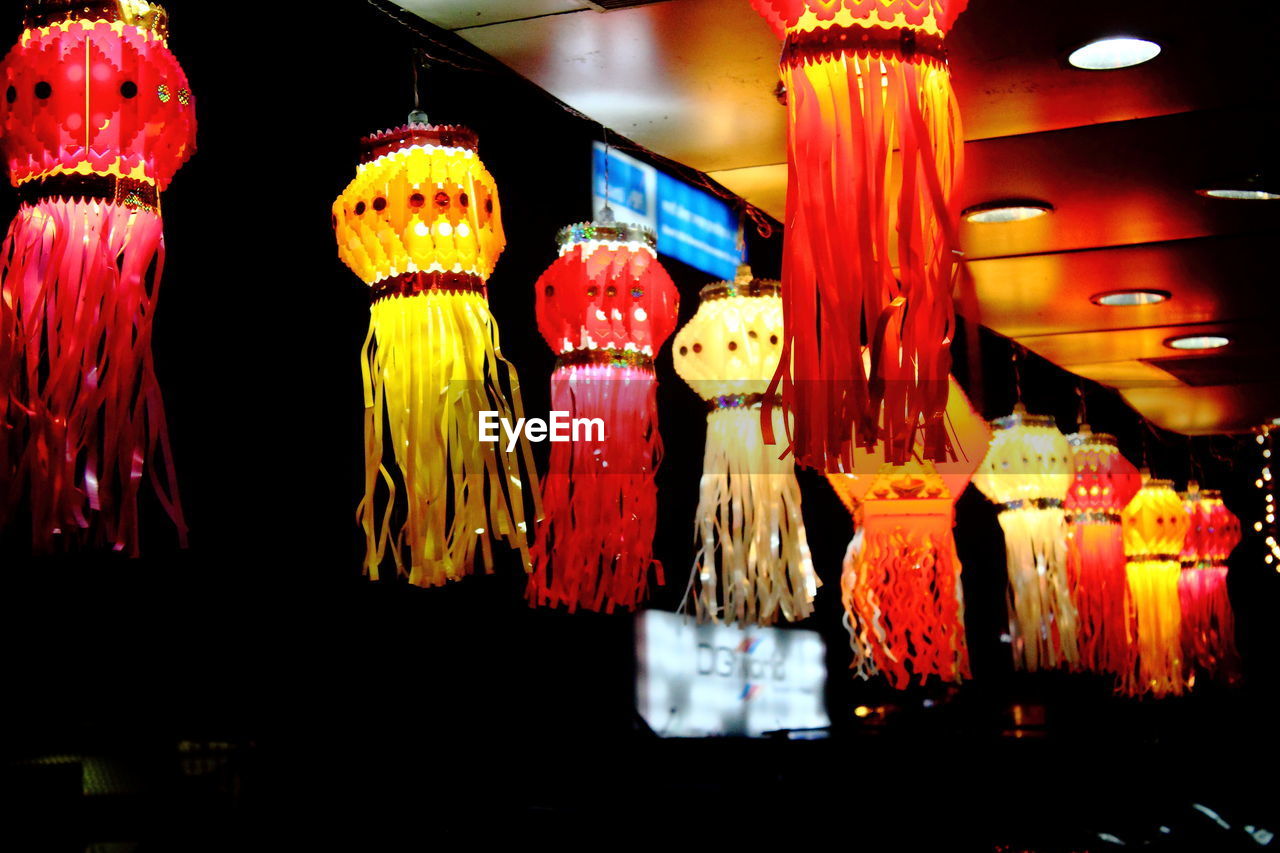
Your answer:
[395,0,1280,434]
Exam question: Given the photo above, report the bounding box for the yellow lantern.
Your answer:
[1122,478,1190,697]
[973,406,1080,671]
[672,268,817,625]
[332,120,537,586]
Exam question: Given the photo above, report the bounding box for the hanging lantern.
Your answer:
[1063,429,1142,684]
[827,375,989,687]
[973,407,1080,672]
[527,219,678,612]
[0,1,194,552]
[1178,486,1242,686]
[333,119,537,586]
[672,268,817,625]
[1121,477,1190,697]
[751,0,968,470]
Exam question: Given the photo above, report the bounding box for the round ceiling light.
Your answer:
[1091,289,1171,307]
[1068,37,1162,70]
[961,199,1054,223]
[1165,334,1230,351]
[1196,174,1280,200]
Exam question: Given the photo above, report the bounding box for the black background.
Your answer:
[2,1,1277,848]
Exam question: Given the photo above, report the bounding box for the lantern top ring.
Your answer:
[781,25,949,69]
[1068,430,1119,447]
[359,123,479,164]
[557,347,655,370]
[556,221,656,250]
[999,497,1065,513]
[991,411,1058,431]
[1200,489,1223,499]
[24,0,169,35]
[1145,478,1175,489]
[698,279,781,302]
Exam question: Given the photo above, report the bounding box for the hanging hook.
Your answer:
[408,49,429,125]
[1075,379,1088,432]
[1011,342,1024,411]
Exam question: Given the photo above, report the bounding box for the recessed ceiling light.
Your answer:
[1165,334,1230,351]
[1196,175,1280,200]
[1068,37,1162,70]
[1091,289,1171,307]
[962,199,1054,223]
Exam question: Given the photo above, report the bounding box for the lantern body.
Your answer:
[827,375,988,687]
[1063,431,1142,684]
[0,1,195,552]
[752,0,967,470]
[528,222,678,612]
[973,409,1080,671]
[673,274,817,625]
[1178,489,1241,686]
[1122,479,1190,697]
[333,123,536,586]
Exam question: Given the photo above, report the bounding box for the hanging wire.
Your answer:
[1011,343,1024,408]
[1075,379,1088,430]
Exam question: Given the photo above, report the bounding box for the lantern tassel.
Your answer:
[1126,558,1184,697]
[765,48,962,470]
[997,507,1080,672]
[1067,520,1135,681]
[359,290,537,586]
[528,363,662,612]
[1178,567,1241,686]
[689,405,816,625]
[1,199,187,553]
[842,512,970,688]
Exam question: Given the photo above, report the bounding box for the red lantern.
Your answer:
[0,1,195,552]
[1063,430,1142,684]
[752,0,968,469]
[1178,487,1242,686]
[528,221,679,612]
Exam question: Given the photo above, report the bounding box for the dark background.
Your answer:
[2,1,1276,848]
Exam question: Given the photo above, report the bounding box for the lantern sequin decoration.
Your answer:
[827,375,989,687]
[672,269,817,625]
[1178,486,1241,686]
[751,0,968,470]
[527,220,678,612]
[973,407,1080,672]
[1063,429,1142,683]
[1121,478,1190,697]
[0,1,195,552]
[333,121,537,586]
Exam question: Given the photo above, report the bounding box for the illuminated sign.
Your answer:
[635,610,829,737]
[592,142,745,280]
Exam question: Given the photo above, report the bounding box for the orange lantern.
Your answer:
[0,0,195,553]
[1178,486,1242,686]
[751,0,968,470]
[972,407,1080,672]
[332,119,537,586]
[1122,478,1190,697]
[1063,429,1142,683]
[673,269,816,625]
[827,375,989,688]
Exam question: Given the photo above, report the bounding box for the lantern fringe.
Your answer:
[1066,521,1135,682]
[1126,560,1184,697]
[997,508,1079,672]
[0,199,187,553]
[841,515,970,688]
[685,406,817,626]
[529,364,662,612]
[359,290,538,586]
[765,54,961,470]
[1178,567,1241,687]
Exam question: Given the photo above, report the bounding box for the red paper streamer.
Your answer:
[752,0,968,470]
[0,3,194,552]
[528,223,678,612]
